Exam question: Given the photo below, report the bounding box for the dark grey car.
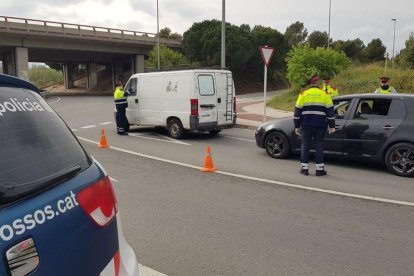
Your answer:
[255,94,414,177]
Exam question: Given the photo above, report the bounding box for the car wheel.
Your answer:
[168,118,184,139]
[385,143,414,177]
[264,131,290,159]
[209,129,222,135]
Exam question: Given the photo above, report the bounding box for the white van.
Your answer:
[123,69,236,138]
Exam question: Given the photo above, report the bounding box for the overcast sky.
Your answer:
[1,0,413,54]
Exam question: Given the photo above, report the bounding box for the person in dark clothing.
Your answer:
[114,80,129,135]
[293,75,336,176]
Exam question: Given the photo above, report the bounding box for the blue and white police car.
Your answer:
[0,74,140,276]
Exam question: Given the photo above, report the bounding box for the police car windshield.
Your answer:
[0,87,90,204]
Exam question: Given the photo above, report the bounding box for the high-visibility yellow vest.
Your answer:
[321,84,339,98]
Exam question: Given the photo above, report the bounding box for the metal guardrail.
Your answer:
[0,15,169,43]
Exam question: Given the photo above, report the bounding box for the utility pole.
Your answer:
[221,0,226,69]
[327,0,331,48]
[391,18,397,63]
[157,0,160,70]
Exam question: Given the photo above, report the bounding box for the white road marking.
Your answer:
[71,129,78,132]
[77,136,414,207]
[81,125,97,129]
[100,122,113,125]
[47,97,61,104]
[222,135,255,143]
[109,176,119,183]
[139,264,168,276]
[128,133,190,145]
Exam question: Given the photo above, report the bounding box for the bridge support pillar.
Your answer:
[112,59,124,87]
[63,64,75,89]
[15,47,29,80]
[133,55,145,74]
[87,61,98,89]
[2,52,16,76]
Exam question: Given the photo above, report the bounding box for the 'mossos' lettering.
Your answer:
[0,191,78,242]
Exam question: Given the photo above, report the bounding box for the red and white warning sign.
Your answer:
[259,46,275,67]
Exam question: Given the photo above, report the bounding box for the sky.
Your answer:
[1,0,413,55]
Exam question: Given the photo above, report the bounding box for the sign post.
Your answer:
[259,46,275,123]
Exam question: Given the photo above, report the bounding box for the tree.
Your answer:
[284,21,308,47]
[182,20,221,65]
[396,32,414,68]
[286,45,350,90]
[145,45,191,69]
[364,38,386,62]
[159,27,182,40]
[307,31,331,49]
[245,25,289,80]
[332,38,366,61]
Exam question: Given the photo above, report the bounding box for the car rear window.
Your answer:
[0,87,90,201]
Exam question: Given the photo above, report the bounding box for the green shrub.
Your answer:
[286,45,350,91]
[29,67,63,88]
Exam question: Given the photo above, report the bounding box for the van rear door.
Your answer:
[197,74,218,125]
[215,72,234,125]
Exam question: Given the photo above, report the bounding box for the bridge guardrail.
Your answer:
[0,15,173,43]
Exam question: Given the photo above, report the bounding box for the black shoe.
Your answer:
[300,169,309,175]
[316,170,327,176]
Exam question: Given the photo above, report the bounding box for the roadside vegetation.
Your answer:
[268,63,414,111]
[28,66,63,89]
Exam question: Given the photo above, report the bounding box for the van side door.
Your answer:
[197,74,218,125]
[125,77,140,125]
[214,72,234,125]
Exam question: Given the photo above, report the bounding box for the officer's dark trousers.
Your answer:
[115,104,127,133]
[300,126,326,165]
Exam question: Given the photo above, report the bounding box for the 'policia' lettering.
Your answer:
[0,98,45,116]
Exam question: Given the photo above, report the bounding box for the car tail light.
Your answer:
[78,176,118,227]
[191,99,198,116]
[233,97,236,112]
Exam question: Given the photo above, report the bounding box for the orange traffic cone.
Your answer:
[201,146,216,172]
[99,128,109,148]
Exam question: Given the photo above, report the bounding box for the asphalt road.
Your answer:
[49,95,414,275]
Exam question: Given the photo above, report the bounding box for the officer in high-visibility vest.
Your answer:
[294,75,336,176]
[114,80,129,135]
[374,76,397,94]
[321,77,339,98]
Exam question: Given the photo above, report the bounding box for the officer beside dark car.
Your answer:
[294,75,336,176]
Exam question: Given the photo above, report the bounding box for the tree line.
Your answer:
[152,20,414,86]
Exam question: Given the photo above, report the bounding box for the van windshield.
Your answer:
[0,88,90,203]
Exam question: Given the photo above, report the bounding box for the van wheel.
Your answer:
[209,129,222,135]
[385,143,414,177]
[168,118,184,139]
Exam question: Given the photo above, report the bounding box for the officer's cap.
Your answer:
[307,74,320,85]
[116,80,123,86]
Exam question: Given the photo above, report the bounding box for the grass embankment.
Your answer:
[29,67,63,89]
[268,64,414,111]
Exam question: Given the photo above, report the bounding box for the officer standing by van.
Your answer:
[294,75,336,176]
[114,80,129,135]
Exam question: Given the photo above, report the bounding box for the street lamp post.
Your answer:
[327,0,331,48]
[157,0,160,70]
[391,18,396,61]
[221,0,226,69]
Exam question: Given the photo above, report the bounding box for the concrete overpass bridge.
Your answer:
[0,16,181,90]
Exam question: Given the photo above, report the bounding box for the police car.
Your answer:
[0,74,140,275]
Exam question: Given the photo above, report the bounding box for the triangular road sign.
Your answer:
[259,46,275,67]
